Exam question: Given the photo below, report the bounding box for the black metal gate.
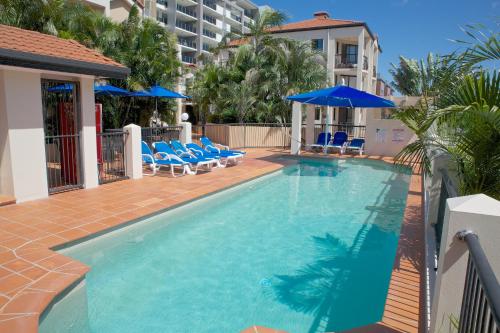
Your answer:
[97,131,128,184]
[42,80,83,194]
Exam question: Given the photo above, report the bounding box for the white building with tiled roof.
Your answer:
[230,11,382,127]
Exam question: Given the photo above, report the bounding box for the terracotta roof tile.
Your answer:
[268,16,362,33]
[0,24,126,69]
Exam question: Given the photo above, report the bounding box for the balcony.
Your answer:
[176,4,196,18]
[176,21,196,33]
[157,0,167,6]
[335,54,358,68]
[157,14,168,25]
[230,13,242,22]
[202,28,216,39]
[203,14,216,25]
[363,56,368,71]
[182,55,196,64]
[203,0,216,10]
[178,38,197,49]
[202,43,211,52]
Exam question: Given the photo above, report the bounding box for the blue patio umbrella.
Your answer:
[287,85,395,149]
[94,84,130,96]
[287,85,395,108]
[130,85,190,124]
[47,83,74,93]
[48,83,130,96]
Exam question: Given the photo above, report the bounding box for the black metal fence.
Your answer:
[45,134,83,194]
[141,126,182,146]
[457,231,500,333]
[97,131,128,184]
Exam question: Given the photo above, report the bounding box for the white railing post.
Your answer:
[291,102,302,154]
[180,122,192,144]
[123,124,143,180]
[430,194,500,333]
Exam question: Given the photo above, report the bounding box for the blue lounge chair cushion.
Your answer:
[200,136,245,156]
[329,132,348,147]
[170,140,215,163]
[153,141,200,164]
[314,132,332,146]
[348,138,365,149]
[142,141,186,165]
[186,143,220,159]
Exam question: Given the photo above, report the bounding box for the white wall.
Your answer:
[364,111,416,157]
[0,69,49,202]
[79,77,99,189]
[430,194,500,333]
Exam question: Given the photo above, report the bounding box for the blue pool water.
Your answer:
[59,158,410,333]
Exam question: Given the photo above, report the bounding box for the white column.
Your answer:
[355,29,365,126]
[305,104,316,145]
[124,124,143,180]
[291,102,302,155]
[180,122,192,144]
[79,77,99,189]
[327,31,336,84]
[430,194,500,333]
[0,69,48,202]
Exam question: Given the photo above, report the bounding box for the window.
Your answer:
[315,107,321,121]
[342,44,358,64]
[311,39,324,51]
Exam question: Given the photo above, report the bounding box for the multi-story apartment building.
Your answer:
[271,11,381,126]
[228,11,382,126]
[146,0,259,66]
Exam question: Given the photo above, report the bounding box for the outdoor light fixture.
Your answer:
[181,112,189,121]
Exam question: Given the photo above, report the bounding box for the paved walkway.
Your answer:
[0,149,425,333]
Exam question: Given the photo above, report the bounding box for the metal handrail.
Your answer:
[457,231,500,332]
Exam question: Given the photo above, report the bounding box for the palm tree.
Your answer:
[393,24,500,199]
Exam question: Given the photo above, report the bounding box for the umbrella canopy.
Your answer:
[287,85,395,108]
[47,83,74,93]
[147,85,189,99]
[94,84,130,96]
[47,83,130,96]
[128,90,153,97]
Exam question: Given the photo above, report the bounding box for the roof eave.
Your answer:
[0,48,130,79]
[271,22,377,41]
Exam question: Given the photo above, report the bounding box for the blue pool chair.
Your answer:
[141,141,192,177]
[200,136,245,159]
[307,132,332,152]
[345,138,365,155]
[153,141,213,174]
[326,132,349,154]
[186,142,239,167]
[170,140,219,169]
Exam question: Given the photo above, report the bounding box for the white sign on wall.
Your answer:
[392,128,405,142]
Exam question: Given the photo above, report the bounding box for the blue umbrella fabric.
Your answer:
[47,83,74,93]
[94,84,130,96]
[287,85,395,108]
[47,83,130,96]
[147,85,189,99]
[129,90,153,97]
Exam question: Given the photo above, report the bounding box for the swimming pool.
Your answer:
[46,158,410,333]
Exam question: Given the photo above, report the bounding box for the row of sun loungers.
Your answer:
[307,131,365,155]
[142,137,245,177]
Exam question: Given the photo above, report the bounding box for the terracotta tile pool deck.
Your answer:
[0,149,425,333]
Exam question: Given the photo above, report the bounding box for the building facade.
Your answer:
[266,11,382,126]
[150,0,259,65]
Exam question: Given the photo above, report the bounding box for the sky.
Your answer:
[253,0,499,85]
